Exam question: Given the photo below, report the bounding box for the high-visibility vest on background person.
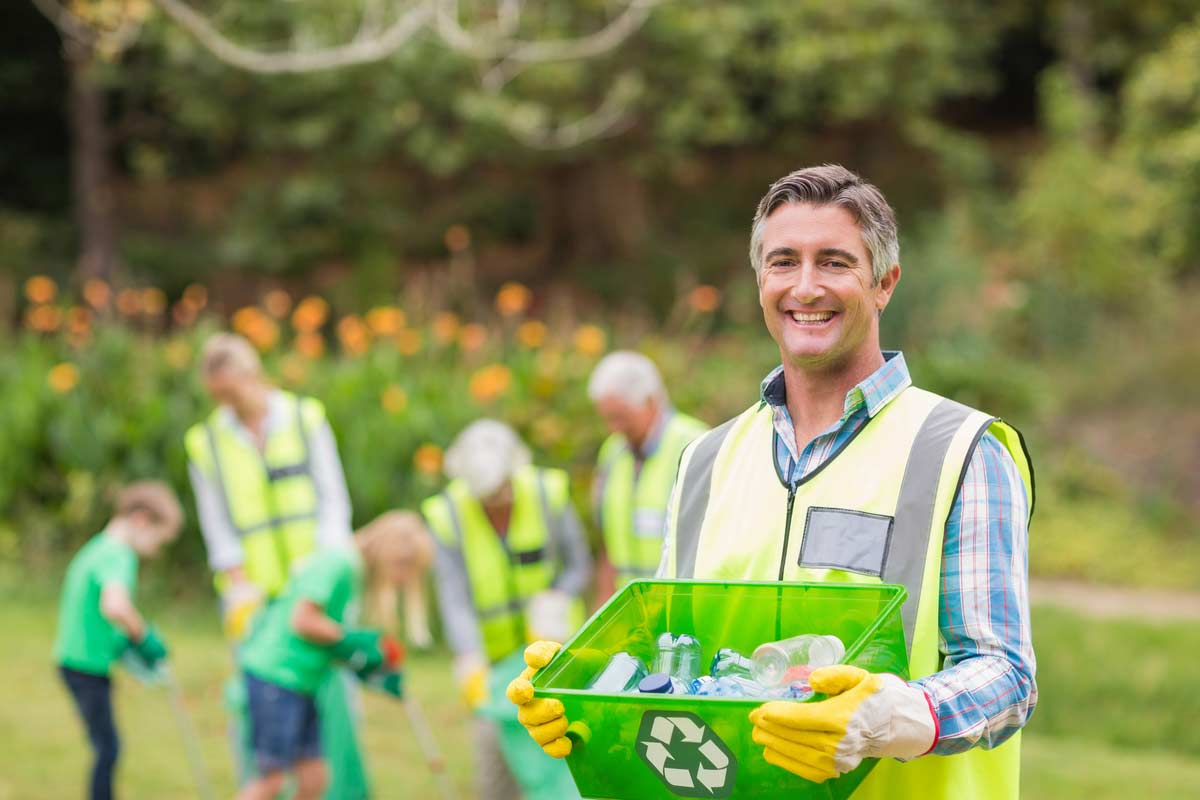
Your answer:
[662,385,1035,800]
[185,391,326,598]
[422,465,585,664]
[598,412,707,587]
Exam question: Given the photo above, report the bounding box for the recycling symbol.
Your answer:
[636,710,737,798]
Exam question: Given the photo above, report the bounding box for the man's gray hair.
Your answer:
[587,351,667,406]
[199,333,262,379]
[749,164,899,283]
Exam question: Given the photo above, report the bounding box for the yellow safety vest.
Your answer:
[663,385,1035,800]
[422,465,585,664]
[185,392,326,598]
[598,412,708,587]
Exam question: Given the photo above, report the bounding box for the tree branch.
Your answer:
[151,0,434,74]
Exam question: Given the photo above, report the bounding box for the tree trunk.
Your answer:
[64,38,119,281]
[541,160,648,271]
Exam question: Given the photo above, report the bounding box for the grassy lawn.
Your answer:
[2,589,1197,799]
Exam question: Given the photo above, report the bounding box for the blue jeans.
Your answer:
[60,666,119,800]
[244,671,322,774]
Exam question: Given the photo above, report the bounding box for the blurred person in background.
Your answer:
[54,481,183,800]
[422,419,592,800]
[185,332,371,798]
[588,351,708,600]
[235,510,430,800]
[509,164,1036,799]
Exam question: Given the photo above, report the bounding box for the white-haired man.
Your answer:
[185,332,369,799]
[588,351,707,598]
[422,419,591,800]
[510,165,1036,800]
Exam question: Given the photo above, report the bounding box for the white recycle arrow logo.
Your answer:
[636,711,737,798]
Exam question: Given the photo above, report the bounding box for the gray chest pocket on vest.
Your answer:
[798,507,894,577]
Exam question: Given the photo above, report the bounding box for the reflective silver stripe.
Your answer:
[886,398,986,653]
[674,416,739,579]
[441,492,465,547]
[204,421,242,537]
[237,511,320,537]
[614,564,658,578]
[478,599,524,620]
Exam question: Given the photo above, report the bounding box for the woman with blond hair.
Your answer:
[236,511,433,800]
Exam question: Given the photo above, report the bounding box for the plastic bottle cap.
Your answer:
[638,673,675,694]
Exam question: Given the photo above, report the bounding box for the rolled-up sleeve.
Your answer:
[431,539,485,659]
[914,432,1037,755]
[187,462,244,572]
[551,502,593,597]
[309,420,354,549]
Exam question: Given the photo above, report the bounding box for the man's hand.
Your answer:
[129,626,169,669]
[506,641,571,758]
[749,665,937,783]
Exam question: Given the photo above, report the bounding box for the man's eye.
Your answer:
[823,260,848,269]
[770,260,796,269]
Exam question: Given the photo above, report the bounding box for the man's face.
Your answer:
[595,395,658,447]
[757,202,899,373]
[204,367,256,410]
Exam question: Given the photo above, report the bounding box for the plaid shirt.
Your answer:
[761,352,1036,756]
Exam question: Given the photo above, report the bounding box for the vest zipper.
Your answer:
[777,481,798,581]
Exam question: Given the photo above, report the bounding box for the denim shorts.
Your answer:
[244,671,321,773]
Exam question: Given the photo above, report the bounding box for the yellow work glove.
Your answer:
[749,665,937,783]
[505,641,572,759]
[221,582,264,642]
[461,666,489,710]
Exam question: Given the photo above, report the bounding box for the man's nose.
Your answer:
[788,262,824,303]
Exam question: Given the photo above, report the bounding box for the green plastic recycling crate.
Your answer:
[531,580,909,800]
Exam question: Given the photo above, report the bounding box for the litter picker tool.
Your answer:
[161,665,216,800]
[402,694,455,800]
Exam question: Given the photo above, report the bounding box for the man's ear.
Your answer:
[875,263,901,312]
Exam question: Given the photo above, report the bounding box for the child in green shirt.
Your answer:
[236,511,433,800]
[54,481,184,800]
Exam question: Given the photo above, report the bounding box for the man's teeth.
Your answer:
[789,311,834,323]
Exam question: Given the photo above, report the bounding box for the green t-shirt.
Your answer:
[54,531,139,676]
[240,547,363,695]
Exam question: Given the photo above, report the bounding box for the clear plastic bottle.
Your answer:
[751,634,845,687]
[652,632,704,684]
[586,652,649,693]
[710,647,755,679]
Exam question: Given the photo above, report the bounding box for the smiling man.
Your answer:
[507,165,1038,800]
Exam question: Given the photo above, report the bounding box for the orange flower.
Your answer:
[263,289,293,318]
[291,296,330,333]
[141,287,167,316]
[25,305,61,333]
[469,364,512,404]
[516,320,547,349]
[444,224,471,253]
[116,288,142,316]
[432,312,460,344]
[688,284,722,313]
[366,306,405,337]
[295,332,325,360]
[47,363,79,393]
[66,306,92,337]
[24,275,57,305]
[396,328,422,356]
[495,282,532,316]
[337,314,370,356]
[572,324,607,357]
[163,339,192,370]
[172,301,197,327]
[182,283,208,309]
[459,323,487,352]
[232,307,278,351]
[413,444,444,476]
[83,278,111,310]
[380,385,408,415]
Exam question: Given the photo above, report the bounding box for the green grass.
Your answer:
[3,594,1199,798]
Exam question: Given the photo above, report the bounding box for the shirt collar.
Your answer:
[632,406,673,460]
[759,351,911,420]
